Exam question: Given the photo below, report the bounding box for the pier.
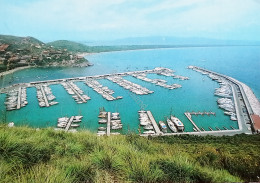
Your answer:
[107,112,111,136]
[66,82,86,103]
[147,111,162,135]
[16,87,21,109]
[188,111,216,116]
[184,112,201,132]
[189,66,256,134]
[65,116,74,132]
[40,85,49,107]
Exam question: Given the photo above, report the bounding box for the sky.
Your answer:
[0,0,260,42]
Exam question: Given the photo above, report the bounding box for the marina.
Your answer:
[0,64,259,136]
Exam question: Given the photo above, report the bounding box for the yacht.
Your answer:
[167,118,177,133]
[159,121,167,133]
[170,115,184,131]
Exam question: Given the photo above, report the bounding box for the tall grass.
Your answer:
[0,124,259,182]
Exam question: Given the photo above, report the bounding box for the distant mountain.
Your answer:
[47,40,91,52]
[85,36,260,46]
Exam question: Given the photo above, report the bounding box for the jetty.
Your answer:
[65,116,74,132]
[107,112,111,136]
[147,111,162,135]
[40,85,50,107]
[16,87,22,109]
[184,112,201,132]
[66,82,86,103]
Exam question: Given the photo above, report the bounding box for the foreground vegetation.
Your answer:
[0,124,259,183]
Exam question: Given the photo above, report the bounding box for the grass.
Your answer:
[0,124,259,182]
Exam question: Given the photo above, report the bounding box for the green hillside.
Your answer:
[47,40,91,52]
[0,124,259,182]
[47,40,181,53]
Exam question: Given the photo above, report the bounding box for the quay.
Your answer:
[16,87,21,110]
[107,112,111,136]
[40,85,49,107]
[189,66,260,134]
[147,111,162,135]
[184,112,201,132]
[66,82,86,103]
[65,116,74,132]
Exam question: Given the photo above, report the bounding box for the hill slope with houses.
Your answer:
[0,35,90,73]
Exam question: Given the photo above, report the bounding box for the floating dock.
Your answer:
[40,85,50,107]
[16,87,21,109]
[147,111,162,135]
[184,112,201,132]
[66,82,86,103]
[65,116,74,132]
[107,112,111,136]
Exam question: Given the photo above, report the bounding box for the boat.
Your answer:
[143,124,153,130]
[99,118,107,124]
[71,124,80,127]
[167,118,177,133]
[74,116,83,120]
[98,127,106,131]
[159,121,167,133]
[170,115,184,131]
[143,130,155,135]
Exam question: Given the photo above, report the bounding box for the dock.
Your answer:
[184,112,201,132]
[65,116,74,132]
[16,87,21,109]
[107,112,111,136]
[189,111,216,116]
[66,82,86,103]
[147,111,162,135]
[40,85,49,107]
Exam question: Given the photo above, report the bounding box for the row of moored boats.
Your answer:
[36,85,58,107]
[139,110,185,135]
[107,76,154,95]
[85,78,122,101]
[61,82,90,104]
[55,115,82,132]
[132,73,182,90]
[5,87,28,111]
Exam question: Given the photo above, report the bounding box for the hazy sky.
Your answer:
[1,0,260,42]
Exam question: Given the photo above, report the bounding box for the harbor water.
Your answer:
[0,46,259,133]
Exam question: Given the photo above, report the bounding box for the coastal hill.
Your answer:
[0,124,259,182]
[47,40,182,53]
[0,35,90,73]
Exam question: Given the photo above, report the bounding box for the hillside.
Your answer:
[0,35,90,73]
[0,124,259,182]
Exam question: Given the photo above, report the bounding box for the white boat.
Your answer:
[74,116,83,120]
[71,124,80,127]
[99,118,107,123]
[98,127,106,131]
[143,124,153,130]
[159,121,167,133]
[143,130,155,135]
[167,118,177,133]
[170,116,184,131]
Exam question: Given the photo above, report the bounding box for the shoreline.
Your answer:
[0,66,32,78]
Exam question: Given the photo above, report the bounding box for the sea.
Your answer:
[0,46,259,133]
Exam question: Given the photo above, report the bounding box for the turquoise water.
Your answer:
[0,46,259,133]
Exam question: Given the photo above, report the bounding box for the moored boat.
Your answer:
[170,115,184,131]
[159,121,167,133]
